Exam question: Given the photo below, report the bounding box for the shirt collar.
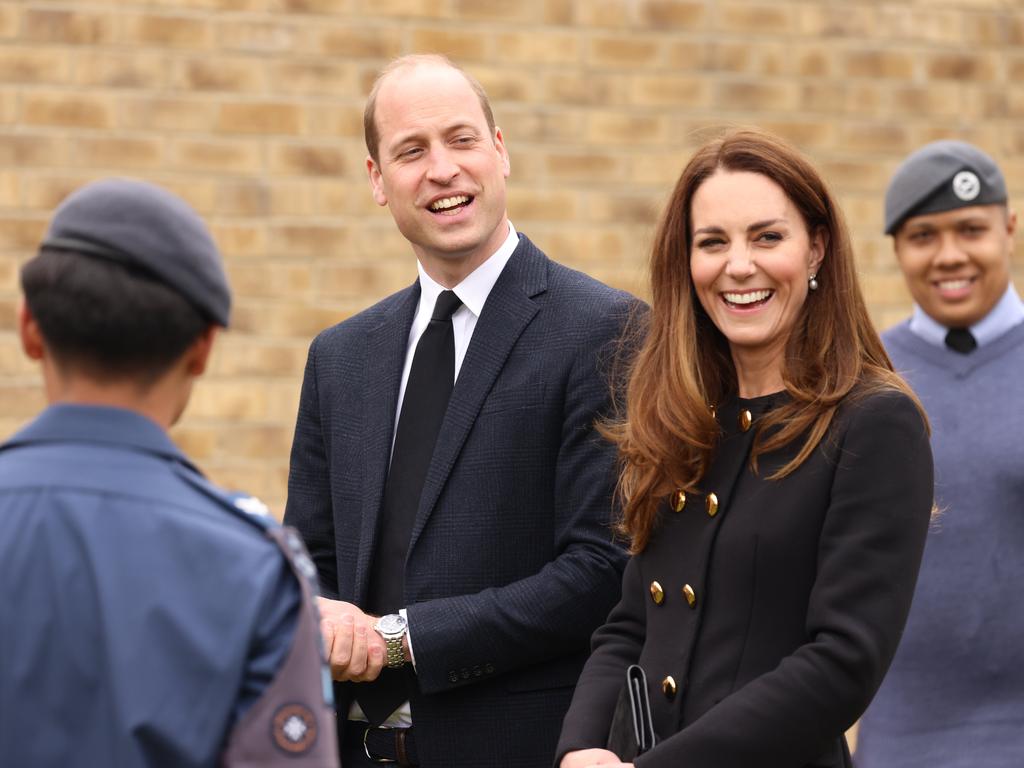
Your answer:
[908,283,1024,349]
[1,403,198,472]
[415,221,519,319]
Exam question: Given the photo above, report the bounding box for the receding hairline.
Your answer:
[363,54,496,163]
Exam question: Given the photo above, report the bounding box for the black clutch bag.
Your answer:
[606,664,657,759]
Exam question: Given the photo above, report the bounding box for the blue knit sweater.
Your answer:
[855,321,1024,768]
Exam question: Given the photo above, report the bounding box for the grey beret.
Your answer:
[40,178,231,326]
[884,140,1007,235]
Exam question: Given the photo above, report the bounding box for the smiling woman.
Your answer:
[555,130,935,768]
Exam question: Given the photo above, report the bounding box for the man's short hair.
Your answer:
[363,53,496,164]
[21,248,209,384]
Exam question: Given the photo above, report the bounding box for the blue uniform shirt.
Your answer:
[0,404,300,767]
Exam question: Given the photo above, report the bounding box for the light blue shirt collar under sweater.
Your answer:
[908,283,1024,349]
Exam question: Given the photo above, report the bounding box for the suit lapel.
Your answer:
[354,284,419,605]
[408,236,549,553]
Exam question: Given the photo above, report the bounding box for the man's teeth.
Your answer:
[429,195,469,212]
[937,278,971,290]
[723,289,772,305]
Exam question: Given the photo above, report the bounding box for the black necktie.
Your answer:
[358,289,462,724]
[945,327,977,354]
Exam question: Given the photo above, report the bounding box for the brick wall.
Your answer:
[1,0,1021,511]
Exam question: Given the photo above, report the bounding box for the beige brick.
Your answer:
[506,189,580,222]
[962,12,1013,45]
[845,83,887,119]
[175,57,266,92]
[308,24,403,59]
[799,4,877,37]
[0,339,39,375]
[716,80,800,112]
[470,66,535,103]
[575,0,633,27]
[305,105,364,139]
[497,107,588,144]
[72,51,168,89]
[0,135,70,167]
[720,2,793,32]
[230,300,346,339]
[269,224,350,258]
[629,150,691,186]
[353,0,450,18]
[228,262,312,299]
[587,112,667,146]
[452,0,537,22]
[0,171,19,208]
[23,175,97,211]
[219,424,294,460]
[638,0,706,28]
[546,152,623,183]
[0,6,17,38]
[188,380,271,420]
[587,35,662,68]
[0,89,15,125]
[22,93,114,129]
[71,137,165,170]
[799,83,847,115]
[269,143,348,177]
[758,120,837,150]
[410,28,489,61]
[213,338,309,377]
[543,72,617,106]
[307,179,365,217]
[161,178,220,216]
[818,160,889,192]
[211,223,269,258]
[315,262,415,300]
[266,60,359,97]
[927,53,998,81]
[118,96,217,132]
[217,102,304,135]
[587,192,662,225]
[23,9,116,45]
[270,0,355,13]
[840,123,910,154]
[890,84,964,118]
[171,425,219,461]
[794,44,837,78]
[544,0,574,25]
[626,74,711,108]
[216,20,300,53]
[493,31,582,66]
[844,50,915,80]
[123,13,213,49]
[665,40,706,71]
[0,217,46,250]
[0,384,46,419]
[0,47,71,84]
[173,139,263,173]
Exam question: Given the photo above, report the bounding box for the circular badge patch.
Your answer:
[272,703,318,755]
[952,170,981,201]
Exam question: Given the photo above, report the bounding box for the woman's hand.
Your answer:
[560,748,634,768]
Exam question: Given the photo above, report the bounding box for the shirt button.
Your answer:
[650,581,665,605]
[682,584,697,608]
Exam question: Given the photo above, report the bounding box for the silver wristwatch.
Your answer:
[375,613,408,669]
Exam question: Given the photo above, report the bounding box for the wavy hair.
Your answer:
[608,129,924,552]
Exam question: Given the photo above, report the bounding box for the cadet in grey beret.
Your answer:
[884,139,1007,235]
[41,178,232,327]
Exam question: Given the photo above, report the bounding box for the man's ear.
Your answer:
[184,326,218,377]
[494,126,510,179]
[19,301,45,361]
[367,156,388,207]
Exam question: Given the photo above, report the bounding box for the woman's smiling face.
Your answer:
[689,169,823,374]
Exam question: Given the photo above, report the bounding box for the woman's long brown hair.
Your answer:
[608,129,924,552]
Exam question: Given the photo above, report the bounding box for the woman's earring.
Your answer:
[808,274,819,291]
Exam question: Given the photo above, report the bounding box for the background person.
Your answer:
[284,55,635,768]
[0,178,337,768]
[556,130,934,768]
[855,141,1024,768]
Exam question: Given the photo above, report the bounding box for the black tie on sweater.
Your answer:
[358,289,462,725]
[945,327,977,354]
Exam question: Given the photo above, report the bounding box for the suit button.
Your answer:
[461,668,470,679]
[485,663,495,674]
[662,675,677,700]
[682,584,697,608]
[473,665,482,677]
[739,409,752,431]
[672,489,686,512]
[448,671,458,683]
[649,581,665,605]
[705,492,718,517]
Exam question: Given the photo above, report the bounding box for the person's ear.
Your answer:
[18,301,45,361]
[367,156,388,207]
[184,326,218,377]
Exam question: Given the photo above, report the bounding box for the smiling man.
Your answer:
[284,55,636,768]
[855,141,1024,767]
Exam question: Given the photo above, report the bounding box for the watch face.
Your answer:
[377,613,407,636]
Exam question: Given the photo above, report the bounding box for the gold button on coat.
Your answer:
[682,584,697,608]
[662,675,677,699]
[672,490,686,512]
[650,581,665,605]
[739,409,752,431]
[705,492,719,517]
